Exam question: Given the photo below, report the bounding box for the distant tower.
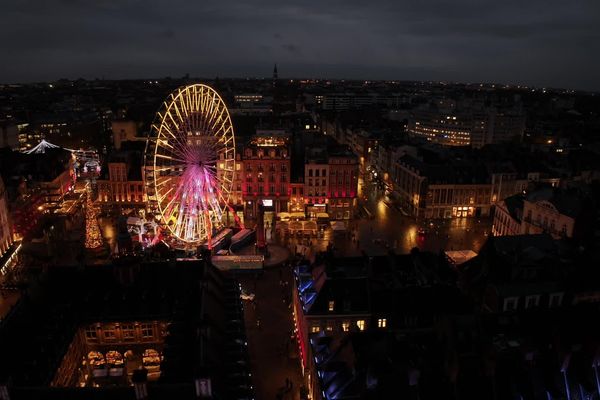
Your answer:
[273,63,278,80]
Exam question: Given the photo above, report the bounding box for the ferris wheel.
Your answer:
[146,84,235,245]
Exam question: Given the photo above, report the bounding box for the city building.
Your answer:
[0,176,14,260]
[491,193,523,236]
[493,186,592,240]
[408,111,472,146]
[111,119,140,150]
[0,259,252,399]
[408,108,525,148]
[304,148,329,218]
[0,122,19,149]
[327,146,359,220]
[242,135,291,219]
[230,94,273,116]
[293,250,469,400]
[394,153,492,218]
[460,234,567,313]
[0,145,76,241]
[96,141,146,207]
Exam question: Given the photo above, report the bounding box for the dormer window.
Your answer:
[525,295,540,309]
[328,301,335,312]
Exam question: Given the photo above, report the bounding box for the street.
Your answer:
[239,265,304,400]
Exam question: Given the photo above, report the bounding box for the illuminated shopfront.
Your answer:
[452,206,474,218]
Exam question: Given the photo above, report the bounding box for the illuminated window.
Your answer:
[310,325,320,333]
[356,320,365,331]
[328,301,335,312]
[377,318,387,328]
[342,322,350,332]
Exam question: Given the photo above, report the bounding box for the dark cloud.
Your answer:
[282,44,301,54]
[0,0,599,90]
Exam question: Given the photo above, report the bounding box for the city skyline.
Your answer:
[1,0,600,91]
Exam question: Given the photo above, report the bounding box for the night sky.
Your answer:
[1,0,599,90]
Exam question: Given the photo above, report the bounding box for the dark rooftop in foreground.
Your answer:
[0,259,251,400]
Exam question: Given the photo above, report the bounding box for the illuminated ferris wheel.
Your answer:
[146,84,235,245]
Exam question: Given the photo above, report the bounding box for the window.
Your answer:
[141,323,154,339]
[503,297,519,311]
[315,169,320,177]
[121,323,136,341]
[377,318,387,328]
[308,169,313,177]
[103,326,116,341]
[310,325,320,333]
[325,323,333,332]
[549,292,563,307]
[525,295,540,309]
[328,301,335,312]
[342,322,350,332]
[356,320,365,331]
[322,169,326,177]
[85,326,98,340]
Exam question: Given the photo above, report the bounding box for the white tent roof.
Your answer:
[24,139,74,154]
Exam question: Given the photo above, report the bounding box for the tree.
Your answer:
[85,192,103,249]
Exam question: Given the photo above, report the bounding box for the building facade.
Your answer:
[304,157,329,218]
[96,143,146,207]
[327,147,358,220]
[492,187,588,240]
[242,136,291,219]
[394,154,492,218]
[408,111,472,146]
[0,176,14,259]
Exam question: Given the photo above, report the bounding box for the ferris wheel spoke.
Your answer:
[202,94,217,135]
[159,124,189,155]
[155,153,187,164]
